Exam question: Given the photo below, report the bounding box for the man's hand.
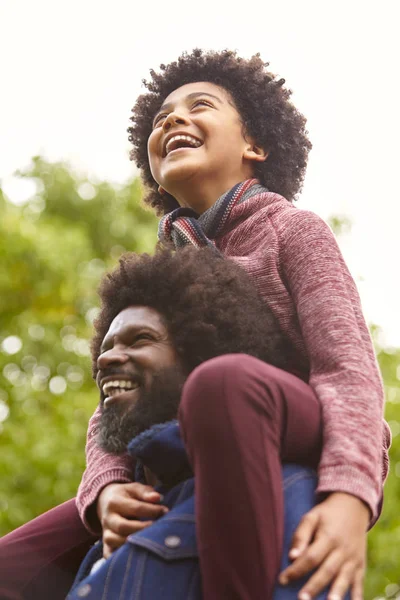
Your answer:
[97,482,169,558]
[279,492,369,600]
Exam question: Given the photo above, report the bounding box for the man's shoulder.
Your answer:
[158,477,195,513]
[68,478,199,600]
[129,483,196,559]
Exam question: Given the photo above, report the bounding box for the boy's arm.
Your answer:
[278,208,390,522]
[277,208,390,596]
[76,406,135,534]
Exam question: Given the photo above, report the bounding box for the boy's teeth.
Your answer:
[166,135,202,154]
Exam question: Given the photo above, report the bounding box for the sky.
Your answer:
[1,0,400,346]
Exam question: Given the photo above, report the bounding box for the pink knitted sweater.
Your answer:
[76,190,390,529]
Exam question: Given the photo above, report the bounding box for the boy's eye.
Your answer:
[152,99,213,128]
[192,99,213,109]
[153,113,167,128]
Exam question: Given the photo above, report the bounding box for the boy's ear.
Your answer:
[243,142,269,163]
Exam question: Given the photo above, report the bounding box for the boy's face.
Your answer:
[147,82,264,206]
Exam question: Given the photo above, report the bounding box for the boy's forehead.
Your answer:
[162,81,230,106]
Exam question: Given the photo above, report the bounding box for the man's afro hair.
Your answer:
[128,48,312,215]
[91,246,292,378]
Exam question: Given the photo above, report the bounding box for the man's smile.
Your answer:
[101,375,142,407]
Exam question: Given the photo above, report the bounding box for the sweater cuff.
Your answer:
[76,468,133,535]
[317,465,381,528]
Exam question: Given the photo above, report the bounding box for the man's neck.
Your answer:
[144,465,159,487]
[129,420,194,488]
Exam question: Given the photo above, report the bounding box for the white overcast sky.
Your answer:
[1,0,399,346]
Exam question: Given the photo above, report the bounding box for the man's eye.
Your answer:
[132,334,153,344]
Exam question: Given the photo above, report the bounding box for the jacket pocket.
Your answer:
[127,508,201,600]
[128,512,198,561]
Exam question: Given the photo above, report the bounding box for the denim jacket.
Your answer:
[68,422,333,600]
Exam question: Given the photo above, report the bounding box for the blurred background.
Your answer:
[0,0,399,597]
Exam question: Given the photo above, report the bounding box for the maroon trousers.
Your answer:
[179,355,322,600]
[0,355,321,600]
[0,500,96,599]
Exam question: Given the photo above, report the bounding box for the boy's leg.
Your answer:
[0,498,97,600]
[179,354,322,600]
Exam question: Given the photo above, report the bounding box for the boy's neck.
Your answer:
[171,173,253,215]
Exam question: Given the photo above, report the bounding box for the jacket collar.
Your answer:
[128,420,193,487]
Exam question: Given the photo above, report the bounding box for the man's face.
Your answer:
[147,81,256,203]
[96,306,184,453]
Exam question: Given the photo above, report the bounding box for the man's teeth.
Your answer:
[165,135,202,155]
[103,380,139,397]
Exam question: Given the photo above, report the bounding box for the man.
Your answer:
[68,246,324,599]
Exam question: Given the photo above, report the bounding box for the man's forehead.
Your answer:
[106,306,165,336]
[108,314,125,332]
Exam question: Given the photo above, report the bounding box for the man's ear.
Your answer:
[243,142,269,163]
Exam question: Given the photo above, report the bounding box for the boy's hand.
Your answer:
[279,492,369,600]
[97,482,169,558]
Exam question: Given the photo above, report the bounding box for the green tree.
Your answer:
[0,157,157,533]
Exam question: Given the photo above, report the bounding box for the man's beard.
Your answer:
[97,366,186,454]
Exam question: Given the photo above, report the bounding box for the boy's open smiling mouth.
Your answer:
[163,133,203,157]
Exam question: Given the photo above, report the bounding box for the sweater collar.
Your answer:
[157,179,269,249]
[197,178,266,239]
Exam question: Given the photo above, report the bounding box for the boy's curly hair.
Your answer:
[128,48,312,215]
[91,246,292,378]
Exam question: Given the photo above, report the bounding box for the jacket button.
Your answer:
[164,535,181,548]
[77,583,92,597]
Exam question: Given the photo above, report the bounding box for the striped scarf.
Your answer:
[158,179,266,249]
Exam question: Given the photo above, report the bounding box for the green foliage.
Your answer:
[365,338,400,598]
[0,157,157,533]
[0,166,399,598]
[327,214,353,237]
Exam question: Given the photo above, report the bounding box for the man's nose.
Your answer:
[97,346,130,371]
[162,110,189,131]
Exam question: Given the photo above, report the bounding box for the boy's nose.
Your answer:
[163,111,189,131]
[97,346,130,370]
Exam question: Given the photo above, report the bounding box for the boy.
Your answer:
[80,49,389,599]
